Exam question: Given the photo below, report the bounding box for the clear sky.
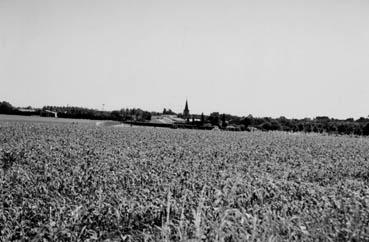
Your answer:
[1,0,369,119]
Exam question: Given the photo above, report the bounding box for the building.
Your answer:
[40,110,58,118]
[150,115,185,124]
[17,108,38,116]
[183,100,190,121]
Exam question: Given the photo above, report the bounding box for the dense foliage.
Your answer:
[0,101,15,114]
[42,106,152,122]
[1,120,368,241]
[237,115,369,136]
[2,100,369,136]
[0,101,152,122]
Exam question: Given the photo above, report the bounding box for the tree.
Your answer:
[315,116,330,122]
[260,121,272,131]
[356,117,369,123]
[346,118,354,122]
[142,111,152,121]
[363,123,369,136]
[270,120,282,131]
[209,112,220,126]
[242,115,254,127]
[304,124,312,133]
[221,114,227,128]
[111,110,122,120]
[0,101,15,114]
[162,108,176,115]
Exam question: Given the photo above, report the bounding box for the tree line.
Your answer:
[0,101,152,121]
[1,100,369,136]
[207,113,369,136]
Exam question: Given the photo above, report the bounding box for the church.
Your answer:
[149,100,193,125]
[183,99,190,121]
[181,100,201,123]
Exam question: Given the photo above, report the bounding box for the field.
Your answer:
[0,114,97,124]
[1,116,369,241]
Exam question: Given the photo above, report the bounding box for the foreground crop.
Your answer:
[1,122,369,241]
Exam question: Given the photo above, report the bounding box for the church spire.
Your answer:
[184,100,189,112]
[183,99,190,120]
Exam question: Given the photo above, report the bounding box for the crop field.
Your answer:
[1,119,369,241]
[0,114,97,125]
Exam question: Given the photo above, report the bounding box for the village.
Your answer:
[2,100,369,135]
[1,100,247,131]
[133,100,245,131]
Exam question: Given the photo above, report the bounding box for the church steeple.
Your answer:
[184,100,189,112]
[183,99,190,120]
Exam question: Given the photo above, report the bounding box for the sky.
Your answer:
[1,0,369,119]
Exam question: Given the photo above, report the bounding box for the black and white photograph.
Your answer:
[1,0,369,241]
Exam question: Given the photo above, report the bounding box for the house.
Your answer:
[17,108,38,116]
[226,125,238,131]
[249,127,260,132]
[40,110,58,118]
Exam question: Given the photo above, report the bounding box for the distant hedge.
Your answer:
[1,100,369,136]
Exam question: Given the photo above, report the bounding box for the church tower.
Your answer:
[183,100,190,121]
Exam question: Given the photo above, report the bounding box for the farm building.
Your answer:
[225,125,238,131]
[150,115,185,125]
[17,108,38,116]
[40,110,58,118]
[249,127,260,132]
